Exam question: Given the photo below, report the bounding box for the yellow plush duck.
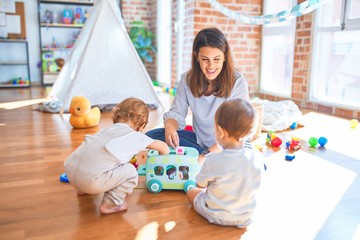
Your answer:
[69,96,101,128]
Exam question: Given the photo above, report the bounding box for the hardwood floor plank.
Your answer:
[0,87,359,239]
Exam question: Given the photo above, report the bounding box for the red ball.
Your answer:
[271,137,282,147]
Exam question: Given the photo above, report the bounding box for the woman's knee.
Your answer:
[145,128,165,141]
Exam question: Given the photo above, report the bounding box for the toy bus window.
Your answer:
[178,166,189,180]
[154,166,164,176]
[166,165,177,180]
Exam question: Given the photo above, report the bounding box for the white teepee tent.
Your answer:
[47,0,160,111]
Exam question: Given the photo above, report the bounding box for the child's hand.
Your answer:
[136,150,149,165]
[197,154,205,167]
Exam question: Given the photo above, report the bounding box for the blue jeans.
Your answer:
[145,128,205,154]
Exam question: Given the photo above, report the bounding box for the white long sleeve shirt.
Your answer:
[163,71,250,148]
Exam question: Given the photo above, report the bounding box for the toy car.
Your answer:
[138,147,200,193]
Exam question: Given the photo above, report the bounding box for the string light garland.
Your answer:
[207,0,330,25]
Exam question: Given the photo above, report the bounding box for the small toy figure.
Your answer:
[74,7,84,24]
[42,9,54,24]
[42,51,58,73]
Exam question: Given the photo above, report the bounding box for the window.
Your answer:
[310,0,360,109]
[260,0,297,97]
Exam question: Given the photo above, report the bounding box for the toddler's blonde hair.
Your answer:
[112,97,149,131]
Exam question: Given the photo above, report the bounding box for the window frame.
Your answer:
[259,0,297,98]
[309,0,360,110]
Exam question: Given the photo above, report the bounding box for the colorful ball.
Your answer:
[271,137,282,147]
[308,137,318,147]
[318,137,328,147]
[350,119,359,129]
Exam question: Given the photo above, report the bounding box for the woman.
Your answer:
[146,27,250,157]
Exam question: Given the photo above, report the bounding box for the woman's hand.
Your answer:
[164,119,179,149]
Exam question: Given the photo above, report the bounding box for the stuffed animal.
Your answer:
[69,96,101,128]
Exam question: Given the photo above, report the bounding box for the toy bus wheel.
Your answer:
[184,180,196,193]
[147,179,163,193]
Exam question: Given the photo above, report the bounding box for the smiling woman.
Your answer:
[146,27,250,156]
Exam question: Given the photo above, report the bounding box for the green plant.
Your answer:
[129,21,156,63]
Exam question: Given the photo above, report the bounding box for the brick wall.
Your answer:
[171,0,262,94]
[257,4,359,119]
[121,0,157,80]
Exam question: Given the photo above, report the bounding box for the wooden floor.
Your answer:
[0,87,359,240]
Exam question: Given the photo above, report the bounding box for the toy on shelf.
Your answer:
[69,96,101,128]
[286,136,301,151]
[42,51,58,73]
[63,9,72,24]
[137,147,200,193]
[74,7,84,24]
[350,119,359,129]
[55,58,65,71]
[2,77,29,85]
[266,131,282,147]
[42,9,54,24]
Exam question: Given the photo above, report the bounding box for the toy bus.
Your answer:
[138,147,200,193]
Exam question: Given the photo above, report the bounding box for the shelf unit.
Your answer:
[0,39,31,88]
[37,0,94,85]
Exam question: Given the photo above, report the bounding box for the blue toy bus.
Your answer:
[138,147,200,193]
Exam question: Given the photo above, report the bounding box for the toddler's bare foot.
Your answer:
[99,201,128,214]
[77,190,86,196]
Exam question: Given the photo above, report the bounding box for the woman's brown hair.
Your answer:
[112,97,149,131]
[187,27,236,98]
[215,99,255,140]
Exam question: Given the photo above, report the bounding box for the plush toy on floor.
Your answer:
[69,96,101,128]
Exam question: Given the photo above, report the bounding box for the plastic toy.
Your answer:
[285,154,295,161]
[286,136,301,150]
[162,86,177,96]
[60,173,69,182]
[289,122,297,129]
[350,119,359,129]
[42,51,58,73]
[266,131,282,147]
[318,137,328,147]
[309,137,318,147]
[138,147,200,193]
